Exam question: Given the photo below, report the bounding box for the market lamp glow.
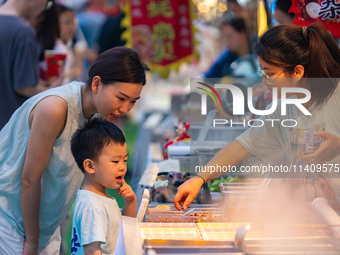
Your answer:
[197,2,210,13]
[204,0,218,7]
[218,2,228,12]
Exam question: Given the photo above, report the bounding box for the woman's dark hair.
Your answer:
[71,118,126,173]
[36,0,60,61]
[56,3,73,14]
[255,23,340,106]
[86,46,150,87]
[219,13,252,44]
[220,13,248,33]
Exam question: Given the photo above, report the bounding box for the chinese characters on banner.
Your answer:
[289,0,340,38]
[122,0,196,77]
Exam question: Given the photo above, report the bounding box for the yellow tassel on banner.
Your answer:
[257,0,267,36]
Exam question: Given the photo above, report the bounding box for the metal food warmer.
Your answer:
[140,222,340,255]
[130,200,340,255]
[121,175,340,255]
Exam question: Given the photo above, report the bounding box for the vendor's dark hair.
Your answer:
[71,118,126,173]
[86,46,150,88]
[255,23,340,106]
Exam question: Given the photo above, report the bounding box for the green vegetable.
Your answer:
[208,176,242,192]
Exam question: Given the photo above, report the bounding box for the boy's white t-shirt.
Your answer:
[71,189,121,255]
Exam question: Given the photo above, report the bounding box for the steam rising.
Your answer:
[223,178,340,253]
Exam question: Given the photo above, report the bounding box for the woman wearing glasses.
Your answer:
[174,24,340,211]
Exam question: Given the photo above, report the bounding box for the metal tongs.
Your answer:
[234,224,251,248]
[182,207,195,216]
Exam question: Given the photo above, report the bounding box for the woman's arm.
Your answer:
[198,140,252,181]
[21,96,67,254]
[174,140,252,210]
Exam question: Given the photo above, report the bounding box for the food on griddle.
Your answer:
[188,212,216,217]
[155,205,172,209]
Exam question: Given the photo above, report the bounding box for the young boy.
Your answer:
[70,118,136,255]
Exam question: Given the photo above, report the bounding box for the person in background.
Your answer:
[57,3,87,83]
[97,0,126,54]
[0,47,149,254]
[203,13,255,79]
[31,0,67,85]
[174,24,340,211]
[273,0,295,25]
[70,118,136,254]
[0,0,56,130]
[97,10,125,54]
[31,0,60,67]
[76,0,108,80]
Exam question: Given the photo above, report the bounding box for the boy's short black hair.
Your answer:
[71,118,126,173]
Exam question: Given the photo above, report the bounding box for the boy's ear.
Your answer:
[83,159,95,174]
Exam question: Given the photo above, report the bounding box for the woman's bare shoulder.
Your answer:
[30,96,69,130]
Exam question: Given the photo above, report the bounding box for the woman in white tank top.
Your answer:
[0,46,149,254]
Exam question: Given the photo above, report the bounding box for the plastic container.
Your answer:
[145,207,225,223]
[139,222,201,240]
[219,178,271,205]
[195,148,222,166]
[137,189,150,222]
[289,129,323,158]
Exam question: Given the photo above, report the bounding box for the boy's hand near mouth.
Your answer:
[118,179,136,217]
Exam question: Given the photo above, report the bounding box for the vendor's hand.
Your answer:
[117,179,136,203]
[173,177,204,210]
[304,131,340,164]
[23,240,38,255]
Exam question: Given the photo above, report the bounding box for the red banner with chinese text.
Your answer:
[289,0,340,38]
[122,0,196,77]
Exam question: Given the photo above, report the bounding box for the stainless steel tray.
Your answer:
[144,239,244,255]
[146,204,226,223]
[241,224,340,255]
[141,223,340,254]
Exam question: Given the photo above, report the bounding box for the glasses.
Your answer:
[258,68,284,86]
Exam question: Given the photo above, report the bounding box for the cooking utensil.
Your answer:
[234,224,251,247]
[182,208,195,216]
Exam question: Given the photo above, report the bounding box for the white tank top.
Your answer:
[0,81,86,247]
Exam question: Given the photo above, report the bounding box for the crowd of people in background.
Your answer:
[0,0,339,254]
[0,0,126,129]
[0,0,323,129]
